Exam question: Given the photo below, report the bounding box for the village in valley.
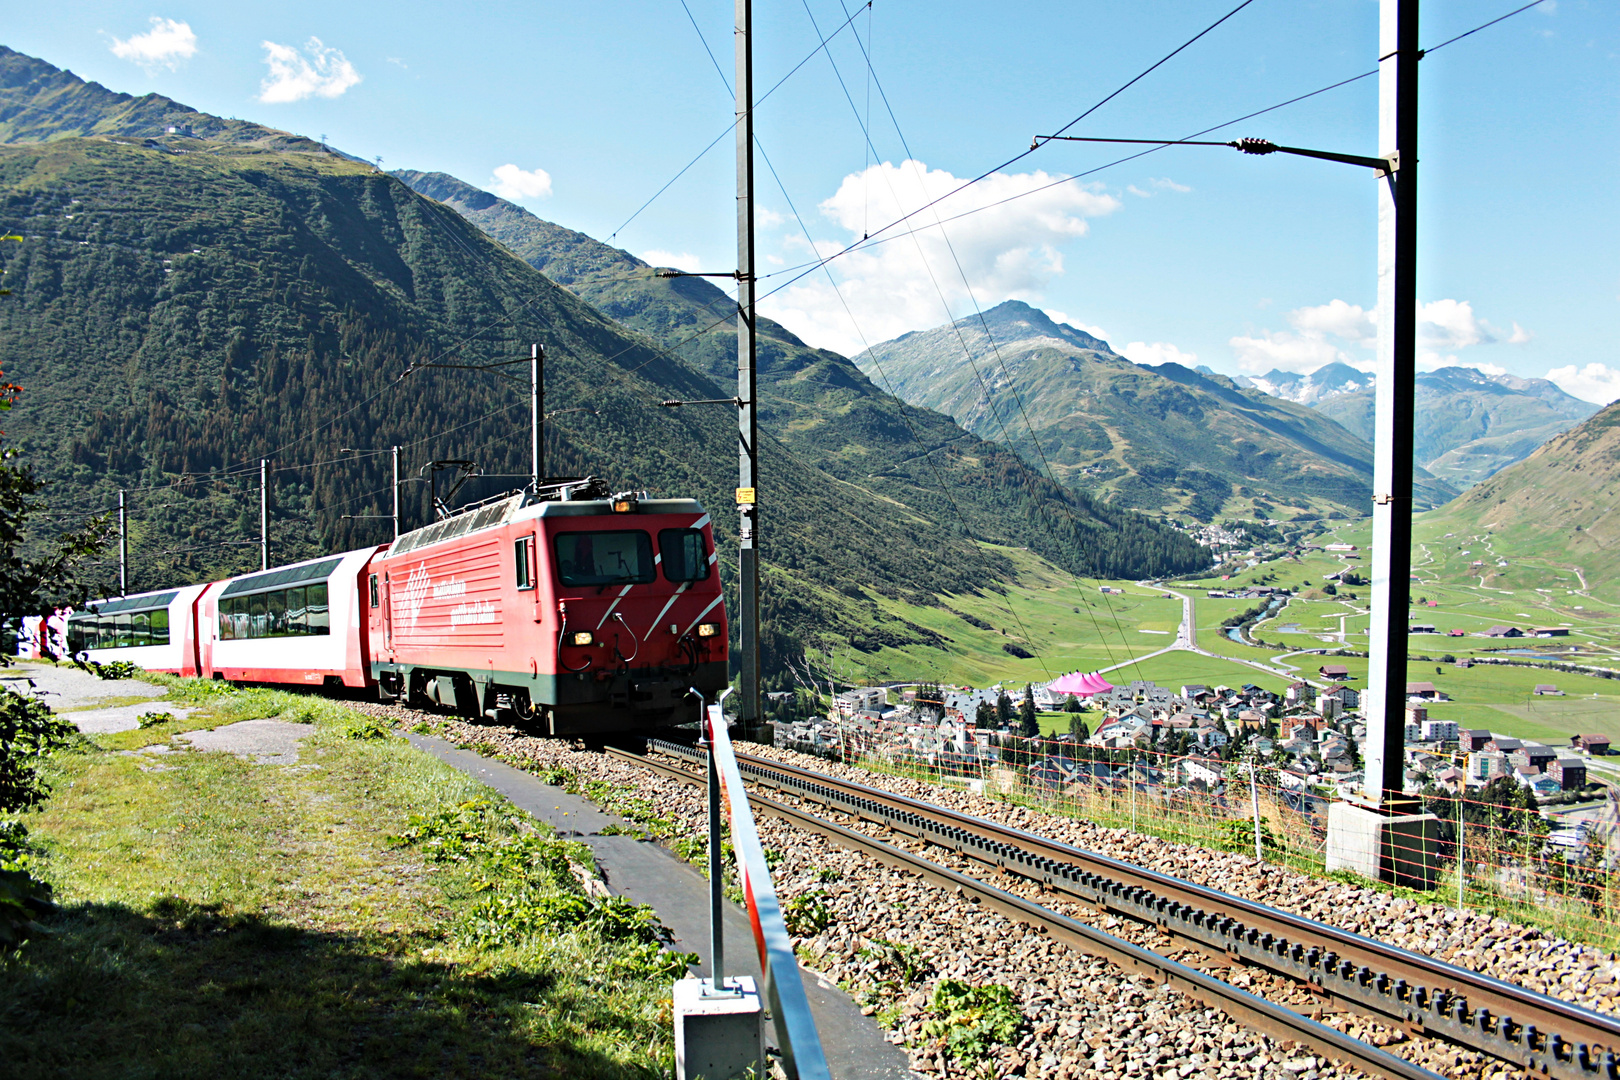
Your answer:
[775,522,1620,862]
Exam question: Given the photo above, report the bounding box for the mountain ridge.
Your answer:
[1301,365,1597,487]
[850,299,1455,521]
[392,168,1206,579]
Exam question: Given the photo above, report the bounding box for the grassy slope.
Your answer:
[845,302,1456,520]
[4,687,674,1079]
[1313,367,1596,489]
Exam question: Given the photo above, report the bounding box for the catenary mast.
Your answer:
[735,0,761,736]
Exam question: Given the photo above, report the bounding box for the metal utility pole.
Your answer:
[1363,0,1419,811]
[735,0,762,738]
[260,458,269,571]
[531,343,544,492]
[391,445,401,539]
[118,489,127,596]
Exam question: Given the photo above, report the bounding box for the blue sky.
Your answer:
[9,2,1618,400]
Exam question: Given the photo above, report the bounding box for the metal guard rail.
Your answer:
[706,705,831,1080]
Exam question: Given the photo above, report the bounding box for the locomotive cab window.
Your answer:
[659,529,712,582]
[554,530,655,587]
[515,535,535,590]
[369,574,380,609]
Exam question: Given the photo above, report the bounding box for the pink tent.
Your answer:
[1047,672,1114,696]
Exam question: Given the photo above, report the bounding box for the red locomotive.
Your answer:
[68,479,729,734]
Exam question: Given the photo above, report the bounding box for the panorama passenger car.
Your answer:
[199,547,383,688]
[67,584,211,676]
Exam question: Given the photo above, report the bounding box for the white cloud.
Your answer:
[1046,310,1110,342]
[386,57,408,69]
[258,38,362,104]
[1419,298,1494,349]
[757,207,786,228]
[489,164,553,200]
[1228,328,1346,374]
[639,249,702,272]
[109,17,197,72]
[1291,299,1376,346]
[1122,341,1198,367]
[1546,363,1620,405]
[1126,177,1190,199]
[762,159,1121,356]
[1230,296,1528,375]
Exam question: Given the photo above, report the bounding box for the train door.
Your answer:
[366,571,384,657]
[381,571,393,653]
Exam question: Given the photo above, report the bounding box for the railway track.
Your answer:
[619,739,1620,1080]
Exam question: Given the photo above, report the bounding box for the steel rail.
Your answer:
[611,744,1442,1080]
[644,740,1620,1080]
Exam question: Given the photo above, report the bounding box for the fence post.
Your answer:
[1250,762,1263,862]
[1456,791,1465,914]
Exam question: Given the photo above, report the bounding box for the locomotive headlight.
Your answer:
[568,630,595,646]
[696,622,721,638]
[612,497,636,513]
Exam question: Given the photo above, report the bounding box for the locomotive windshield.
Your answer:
[658,529,711,582]
[555,531,656,587]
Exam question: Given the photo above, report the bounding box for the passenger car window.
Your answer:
[554,531,655,587]
[659,528,711,582]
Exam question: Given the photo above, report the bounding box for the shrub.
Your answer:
[0,688,77,812]
[0,818,53,945]
[137,711,175,729]
[1216,817,1279,854]
[782,890,832,936]
[921,980,1024,1065]
[93,660,142,680]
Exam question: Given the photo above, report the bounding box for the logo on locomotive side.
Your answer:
[402,563,431,630]
[400,563,497,630]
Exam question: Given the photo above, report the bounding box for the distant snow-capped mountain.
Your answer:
[1233,362,1371,405]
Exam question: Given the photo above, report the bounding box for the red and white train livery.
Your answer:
[68,482,729,734]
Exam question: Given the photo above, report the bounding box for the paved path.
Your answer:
[405,733,912,1080]
[1,660,167,710]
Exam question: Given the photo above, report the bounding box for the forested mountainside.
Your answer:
[850,301,1455,521]
[395,169,1205,575]
[0,47,1205,682]
[1310,366,1596,488]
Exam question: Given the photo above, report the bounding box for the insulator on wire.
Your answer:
[1232,138,1279,156]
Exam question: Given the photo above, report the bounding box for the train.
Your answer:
[65,479,729,734]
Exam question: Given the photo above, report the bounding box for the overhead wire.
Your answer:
[820,0,1244,679]
[786,0,1064,677]
[607,1,870,242]
[755,0,1556,303]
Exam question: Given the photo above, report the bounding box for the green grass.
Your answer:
[1,686,679,1079]
[834,543,1184,686]
[1103,651,1295,695]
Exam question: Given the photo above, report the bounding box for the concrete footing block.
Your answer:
[1326,800,1439,890]
[674,976,764,1080]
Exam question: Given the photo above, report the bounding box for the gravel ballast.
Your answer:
[361,704,1608,1079]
